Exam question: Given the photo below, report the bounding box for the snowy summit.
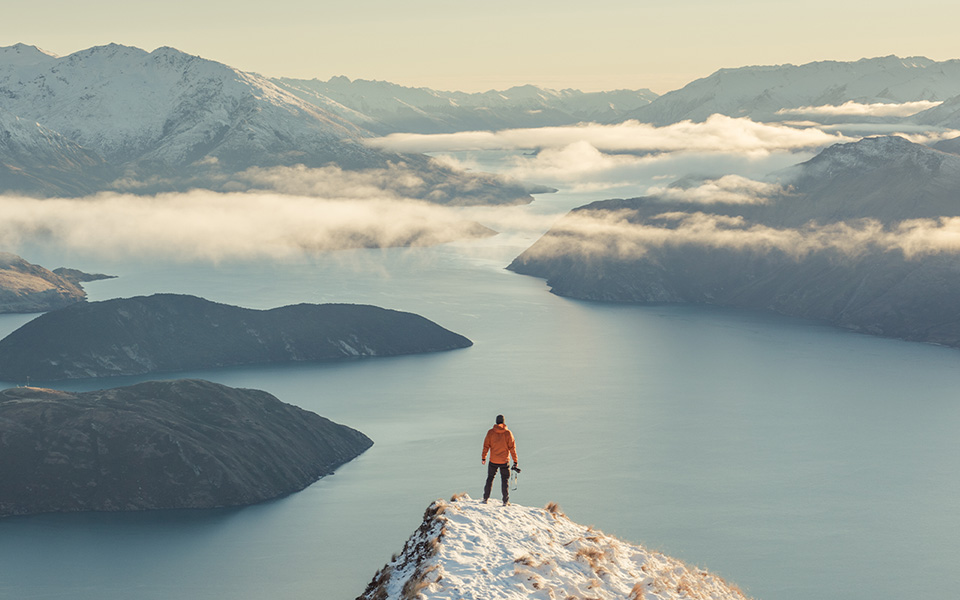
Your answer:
[358,494,751,600]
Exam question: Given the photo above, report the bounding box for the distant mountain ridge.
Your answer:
[272,75,658,134]
[630,55,960,125]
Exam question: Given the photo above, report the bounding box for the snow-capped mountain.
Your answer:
[272,76,658,134]
[772,135,960,226]
[630,55,960,125]
[0,43,379,172]
[0,43,540,203]
[0,108,111,195]
[358,495,750,600]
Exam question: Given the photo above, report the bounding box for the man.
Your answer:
[481,414,518,505]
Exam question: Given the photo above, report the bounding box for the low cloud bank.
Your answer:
[0,192,499,262]
[523,209,960,262]
[776,100,942,118]
[368,115,848,155]
[645,175,786,205]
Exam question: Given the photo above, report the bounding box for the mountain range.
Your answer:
[630,55,960,126]
[0,43,535,202]
[272,76,658,135]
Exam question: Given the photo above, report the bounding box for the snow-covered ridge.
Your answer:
[273,76,659,134]
[0,43,374,169]
[359,495,751,600]
[632,55,960,125]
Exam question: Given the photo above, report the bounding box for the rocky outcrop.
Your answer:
[0,379,373,517]
[0,293,472,381]
[509,137,960,348]
[358,495,751,600]
[0,252,86,313]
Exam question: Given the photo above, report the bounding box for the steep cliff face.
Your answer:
[358,495,751,600]
[0,293,473,381]
[0,252,86,313]
[0,379,373,517]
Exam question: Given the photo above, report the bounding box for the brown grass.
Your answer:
[514,554,539,566]
[628,582,646,600]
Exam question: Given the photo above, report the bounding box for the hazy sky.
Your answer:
[6,0,960,93]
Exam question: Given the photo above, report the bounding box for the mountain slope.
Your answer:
[0,379,372,517]
[358,495,750,600]
[0,108,113,195]
[0,252,86,313]
[509,136,960,347]
[631,55,960,125]
[273,76,658,134]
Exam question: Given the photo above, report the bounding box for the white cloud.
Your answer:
[521,209,960,262]
[0,192,498,262]
[368,115,848,155]
[645,175,786,205]
[776,100,942,118]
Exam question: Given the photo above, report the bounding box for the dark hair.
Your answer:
[495,414,504,424]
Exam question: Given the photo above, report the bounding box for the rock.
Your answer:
[0,379,373,517]
[0,293,473,381]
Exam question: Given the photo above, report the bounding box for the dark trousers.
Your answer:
[483,462,509,502]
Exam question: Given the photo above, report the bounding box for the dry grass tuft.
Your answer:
[400,576,430,599]
[514,554,539,566]
[449,492,468,502]
[628,582,646,600]
[544,501,564,517]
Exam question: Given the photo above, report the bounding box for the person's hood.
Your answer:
[489,423,509,434]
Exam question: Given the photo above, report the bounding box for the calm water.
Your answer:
[1,192,960,600]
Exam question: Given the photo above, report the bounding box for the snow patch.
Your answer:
[359,495,751,600]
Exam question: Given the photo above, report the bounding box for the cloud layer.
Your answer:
[776,100,942,118]
[645,175,786,205]
[0,192,499,262]
[522,209,960,262]
[368,115,848,154]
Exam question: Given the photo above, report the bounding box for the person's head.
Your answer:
[495,414,504,425]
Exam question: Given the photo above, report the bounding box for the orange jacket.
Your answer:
[482,423,518,464]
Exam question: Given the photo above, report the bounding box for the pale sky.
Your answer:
[6,0,960,94]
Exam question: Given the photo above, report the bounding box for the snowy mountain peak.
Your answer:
[800,135,948,174]
[358,495,750,600]
[0,43,59,66]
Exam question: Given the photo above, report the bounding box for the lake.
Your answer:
[1,186,959,600]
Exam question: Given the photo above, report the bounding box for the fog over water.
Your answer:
[1,151,959,600]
